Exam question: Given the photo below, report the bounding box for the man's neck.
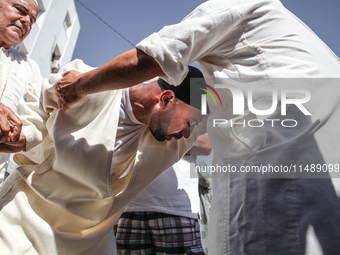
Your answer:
[129,84,150,125]
[129,82,161,125]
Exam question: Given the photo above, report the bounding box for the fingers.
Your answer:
[55,87,69,111]
[56,71,72,92]
[61,71,71,77]
[55,70,84,111]
[0,123,10,143]
[56,87,69,111]
[9,125,22,142]
[0,103,22,143]
[56,71,73,107]
[7,110,23,142]
[0,132,26,153]
[56,79,67,111]
[56,79,65,92]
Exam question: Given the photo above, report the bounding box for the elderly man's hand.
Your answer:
[0,132,26,153]
[0,103,22,143]
[56,70,86,111]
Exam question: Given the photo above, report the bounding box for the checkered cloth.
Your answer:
[116,212,205,255]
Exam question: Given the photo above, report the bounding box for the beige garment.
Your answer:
[0,60,200,254]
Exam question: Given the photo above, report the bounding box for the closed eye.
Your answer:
[13,4,37,24]
[14,4,28,15]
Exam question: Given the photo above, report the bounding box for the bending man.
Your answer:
[0,63,207,254]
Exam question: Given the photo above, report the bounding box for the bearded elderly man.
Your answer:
[0,63,207,254]
[0,0,40,184]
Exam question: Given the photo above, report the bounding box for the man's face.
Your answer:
[0,0,38,48]
[149,99,205,142]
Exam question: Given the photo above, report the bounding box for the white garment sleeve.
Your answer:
[136,4,240,85]
[19,59,94,151]
[19,78,50,151]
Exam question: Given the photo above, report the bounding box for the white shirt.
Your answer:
[124,155,200,219]
[111,88,145,176]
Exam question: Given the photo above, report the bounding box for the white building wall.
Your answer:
[60,1,81,69]
[17,0,80,78]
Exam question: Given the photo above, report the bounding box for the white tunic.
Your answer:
[0,60,203,254]
[0,47,41,185]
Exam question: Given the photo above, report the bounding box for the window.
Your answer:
[63,12,72,31]
[51,45,61,73]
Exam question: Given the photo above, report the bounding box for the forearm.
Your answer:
[186,134,212,156]
[77,48,164,96]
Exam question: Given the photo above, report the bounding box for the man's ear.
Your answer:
[159,90,176,109]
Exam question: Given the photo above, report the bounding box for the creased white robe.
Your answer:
[0,47,41,185]
[0,59,202,254]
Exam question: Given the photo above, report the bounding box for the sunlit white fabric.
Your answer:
[0,47,41,186]
[124,155,200,219]
[0,59,201,254]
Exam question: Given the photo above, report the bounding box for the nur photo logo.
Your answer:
[198,83,312,128]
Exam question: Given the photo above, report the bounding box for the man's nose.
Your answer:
[20,15,31,26]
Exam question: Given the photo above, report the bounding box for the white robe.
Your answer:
[0,59,202,254]
[0,47,41,185]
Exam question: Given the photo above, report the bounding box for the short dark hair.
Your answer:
[157,66,208,111]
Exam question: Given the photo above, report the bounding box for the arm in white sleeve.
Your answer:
[19,59,94,151]
[136,3,240,85]
[19,78,50,151]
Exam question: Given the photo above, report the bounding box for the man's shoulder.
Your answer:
[5,46,39,67]
[4,46,28,60]
[184,0,276,18]
[5,47,40,78]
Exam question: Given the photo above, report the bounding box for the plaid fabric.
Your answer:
[116,212,205,255]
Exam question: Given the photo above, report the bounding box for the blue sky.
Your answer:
[71,0,340,68]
